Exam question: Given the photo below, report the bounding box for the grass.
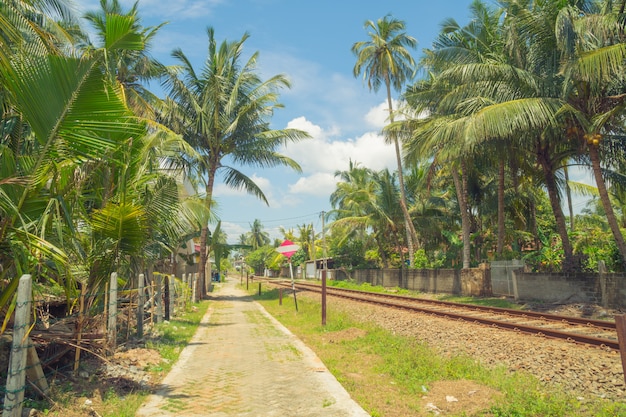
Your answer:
[145,302,210,374]
[250,283,626,417]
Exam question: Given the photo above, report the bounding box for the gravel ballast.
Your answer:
[311,293,626,402]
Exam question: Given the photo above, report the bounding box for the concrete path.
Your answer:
[136,277,370,417]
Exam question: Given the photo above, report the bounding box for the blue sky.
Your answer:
[78,0,591,243]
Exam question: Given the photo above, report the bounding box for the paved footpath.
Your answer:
[136,277,370,417]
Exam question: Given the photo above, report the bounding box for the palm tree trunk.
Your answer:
[451,163,471,269]
[198,226,208,300]
[198,169,217,300]
[374,231,389,268]
[564,165,575,230]
[385,81,419,265]
[537,149,573,261]
[497,159,505,257]
[589,145,626,268]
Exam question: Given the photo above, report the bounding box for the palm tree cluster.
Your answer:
[331,0,626,272]
[0,0,307,314]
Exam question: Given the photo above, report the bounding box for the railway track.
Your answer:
[264,279,620,351]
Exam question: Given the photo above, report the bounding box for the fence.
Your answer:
[1,271,201,417]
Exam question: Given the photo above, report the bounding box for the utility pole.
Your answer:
[311,223,316,280]
[321,211,327,325]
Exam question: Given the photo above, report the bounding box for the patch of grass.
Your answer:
[437,294,522,309]
[250,286,626,417]
[101,388,148,417]
[145,301,210,372]
[329,280,415,296]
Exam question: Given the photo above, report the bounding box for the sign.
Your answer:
[276,240,299,259]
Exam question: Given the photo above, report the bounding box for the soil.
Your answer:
[36,346,162,417]
[419,380,502,416]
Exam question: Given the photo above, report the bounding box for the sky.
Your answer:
[77,0,593,244]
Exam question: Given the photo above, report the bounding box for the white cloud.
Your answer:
[289,173,337,197]
[220,221,247,242]
[364,99,408,129]
[214,174,272,196]
[365,101,391,129]
[283,116,396,176]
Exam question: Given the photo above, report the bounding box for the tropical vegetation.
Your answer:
[324,0,626,273]
[0,0,305,322]
[203,0,626,278]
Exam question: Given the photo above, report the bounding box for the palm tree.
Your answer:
[0,0,75,64]
[161,27,309,299]
[329,161,404,267]
[82,0,168,119]
[352,15,419,266]
[296,223,314,261]
[0,3,155,307]
[555,1,626,268]
[0,0,203,314]
[401,0,588,268]
[399,0,506,267]
[249,219,270,250]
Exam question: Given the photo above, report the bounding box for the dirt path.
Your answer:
[135,278,369,416]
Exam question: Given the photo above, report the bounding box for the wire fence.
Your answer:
[0,271,201,417]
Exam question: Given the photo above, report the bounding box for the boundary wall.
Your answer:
[333,264,626,309]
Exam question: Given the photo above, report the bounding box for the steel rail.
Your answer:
[293,282,616,330]
[267,280,619,351]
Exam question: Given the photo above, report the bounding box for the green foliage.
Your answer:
[523,234,565,272]
[245,245,280,275]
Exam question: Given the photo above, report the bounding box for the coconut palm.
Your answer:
[399,0,507,267]
[400,0,588,268]
[0,32,149,309]
[329,161,405,267]
[555,0,626,268]
[0,0,75,64]
[82,0,167,118]
[161,27,309,299]
[249,218,270,250]
[352,15,419,265]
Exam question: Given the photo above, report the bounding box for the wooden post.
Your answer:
[279,288,283,305]
[615,314,626,386]
[322,269,327,326]
[155,274,163,323]
[192,273,197,303]
[137,273,144,339]
[169,275,176,316]
[107,272,118,356]
[26,340,48,394]
[149,277,155,326]
[103,282,109,333]
[164,275,170,321]
[3,274,32,417]
[74,283,87,374]
[180,274,186,311]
